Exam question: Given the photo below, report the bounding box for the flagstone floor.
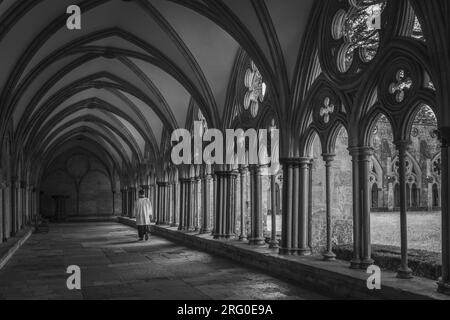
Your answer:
[0,222,328,300]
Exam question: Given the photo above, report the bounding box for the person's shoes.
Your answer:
[145,234,149,241]
[138,238,144,241]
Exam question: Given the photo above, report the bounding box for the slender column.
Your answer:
[211,174,217,235]
[279,160,294,254]
[249,165,265,245]
[10,177,17,236]
[0,181,4,242]
[194,177,201,231]
[156,183,163,224]
[349,148,362,268]
[395,141,413,278]
[269,173,279,248]
[292,162,299,252]
[322,154,336,261]
[120,189,125,216]
[233,171,239,237]
[200,173,212,233]
[359,147,374,268]
[239,167,248,241]
[308,162,313,248]
[185,179,195,231]
[298,158,311,256]
[438,127,450,294]
[178,180,185,230]
[213,172,225,239]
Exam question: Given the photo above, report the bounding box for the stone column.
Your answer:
[249,165,265,245]
[322,154,336,261]
[156,182,163,224]
[200,173,212,234]
[213,171,226,239]
[395,141,413,279]
[280,159,294,254]
[10,177,17,236]
[349,148,362,268]
[269,173,279,248]
[0,181,4,242]
[211,174,217,236]
[194,177,201,231]
[438,128,450,294]
[298,158,311,256]
[239,167,248,241]
[120,189,125,216]
[184,179,195,231]
[359,147,374,268]
[178,180,185,230]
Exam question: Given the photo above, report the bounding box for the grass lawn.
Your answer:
[371,211,441,253]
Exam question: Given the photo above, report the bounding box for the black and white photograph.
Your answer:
[0,0,449,306]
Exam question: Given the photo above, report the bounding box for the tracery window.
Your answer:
[244,61,266,118]
[331,0,387,73]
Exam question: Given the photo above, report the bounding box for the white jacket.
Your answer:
[134,198,152,226]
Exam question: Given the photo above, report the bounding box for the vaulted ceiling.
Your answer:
[0,0,316,186]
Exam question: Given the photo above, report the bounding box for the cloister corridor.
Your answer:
[0,222,327,300]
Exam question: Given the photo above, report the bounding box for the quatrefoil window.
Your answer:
[244,61,266,118]
[389,70,413,103]
[320,97,335,124]
[331,0,386,73]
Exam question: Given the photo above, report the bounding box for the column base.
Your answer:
[297,248,311,256]
[177,226,184,231]
[199,228,211,234]
[397,267,413,279]
[279,247,297,255]
[322,251,336,261]
[437,279,450,295]
[248,237,266,246]
[170,223,177,227]
[269,240,279,249]
[360,258,374,269]
[238,235,247,242]
[349,258,361,269]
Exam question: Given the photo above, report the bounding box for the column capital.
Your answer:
[348,146,373,157]
[140,185,149,190]
[322,153,336,163]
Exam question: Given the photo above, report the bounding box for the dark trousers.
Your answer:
[138,225,149,239]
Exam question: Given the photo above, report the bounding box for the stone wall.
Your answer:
[40,152,121,219]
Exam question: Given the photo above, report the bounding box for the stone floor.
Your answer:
[0,222,327,300]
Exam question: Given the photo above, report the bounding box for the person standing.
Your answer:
[134,189,152,241]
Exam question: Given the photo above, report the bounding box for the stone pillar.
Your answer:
[438,127,450,294]
[395,141,413,279]
[322,154,336,261]
[156,182,163,224]
[0,180,4,242]
[248,165,265,245]
[359,147,374,268]
[194,177,201,231]
[280,159,294,254]
[233,170,239,237]
[10,177,17,236]
[298,158,311,256]
[178,180,185,230]
[269,173,279,248]
[213,170,237,239]
[349,148,362,268]
[212,174,217,236]
[200,173,212,233]
[239,167,248,241]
